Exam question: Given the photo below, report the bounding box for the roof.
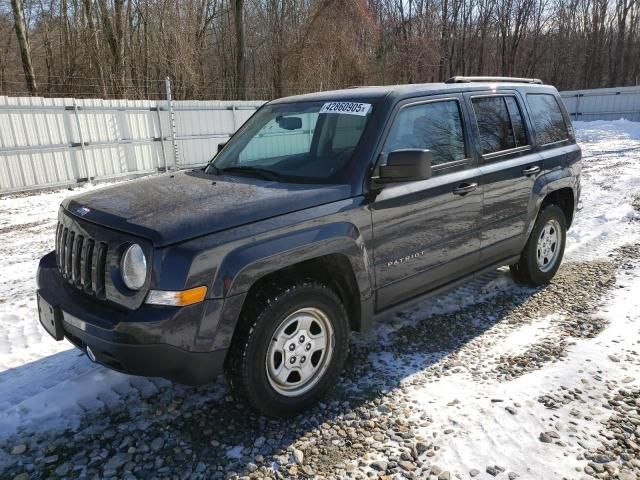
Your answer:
[269,81,556,105]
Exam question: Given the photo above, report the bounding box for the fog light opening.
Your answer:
[86,346,97,362]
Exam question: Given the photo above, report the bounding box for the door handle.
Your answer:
[522,166,541,176]
[453,182,478,196]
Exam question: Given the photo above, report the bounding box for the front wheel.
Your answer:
[510,204,567,285]
[225,280,349,417]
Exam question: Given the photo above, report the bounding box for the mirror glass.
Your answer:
[276,116,303,130]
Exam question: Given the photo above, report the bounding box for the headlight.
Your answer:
[121,243,147,290]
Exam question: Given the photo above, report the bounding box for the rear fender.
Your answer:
[528,167,579,237]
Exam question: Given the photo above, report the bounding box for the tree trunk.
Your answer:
[38,0,54,95]
[11,0,38,95]
[83,0,107,97]
[439,0,450,81]
[98,0,125,93]
[114,0,126,90]
[234,0,246,100]
[0,29,13,94]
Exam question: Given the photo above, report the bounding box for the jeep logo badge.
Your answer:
[76,206,90,216]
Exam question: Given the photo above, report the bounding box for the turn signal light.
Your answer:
[146,286,207,306]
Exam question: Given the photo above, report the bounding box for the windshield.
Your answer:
[206,101,373,183]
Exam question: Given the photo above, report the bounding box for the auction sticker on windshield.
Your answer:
[319,102,372,116]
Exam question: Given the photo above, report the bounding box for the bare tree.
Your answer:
[10,0,37,94]
[234,0,246,99]
[0,0,638,100]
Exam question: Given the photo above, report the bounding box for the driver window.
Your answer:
[383,99,467,166]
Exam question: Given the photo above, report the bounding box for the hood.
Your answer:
[62,171,353,246]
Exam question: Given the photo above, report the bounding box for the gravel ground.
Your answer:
[1,243,638,480]
[1,120,640,479]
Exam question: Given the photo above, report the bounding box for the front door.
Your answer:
[371,96,483,310]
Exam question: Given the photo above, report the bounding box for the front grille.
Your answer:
[55,222,108,296]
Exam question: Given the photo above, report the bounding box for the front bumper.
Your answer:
[37,251,227,385]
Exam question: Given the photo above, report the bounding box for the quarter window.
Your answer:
[527,94,569,145]
[472,95,528,155]
[384,100,467,166]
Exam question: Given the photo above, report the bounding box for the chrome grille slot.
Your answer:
[94,242,108,295]
[72,235,83,284]
[54,220,107,297]
[81,239,94,290]
[55,224,62,268]
[59,227,68,275]
[65,231,74,278]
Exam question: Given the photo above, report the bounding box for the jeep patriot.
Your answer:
[37,76,581,416]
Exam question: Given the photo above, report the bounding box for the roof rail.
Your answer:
[445,76,544,85]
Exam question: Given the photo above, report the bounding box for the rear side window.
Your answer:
[384,99,467,166]
[527,94,569,145]
[472,95,528,155]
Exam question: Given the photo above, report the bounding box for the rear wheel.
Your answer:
[225,280,349,417]
[510,204,567,285]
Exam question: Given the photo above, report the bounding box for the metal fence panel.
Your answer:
[560,86,640,122]
[73,97,164,180]
[172,100,264,168]
[0,96,78,192]
[2,85,638,194]
[0,95,264,195]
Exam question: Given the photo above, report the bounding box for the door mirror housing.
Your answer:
[218,142,227,153]
[378,149,432,183]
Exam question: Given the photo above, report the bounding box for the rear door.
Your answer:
[465,91,543,265]
[370,95,483,310]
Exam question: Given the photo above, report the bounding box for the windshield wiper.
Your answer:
[220,166,282,180]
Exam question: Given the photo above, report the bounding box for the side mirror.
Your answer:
[217,142,227,153]
[378,149,432,183]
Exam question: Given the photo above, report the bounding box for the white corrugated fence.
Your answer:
[1,85,639,195]
[560,85,640,122]
[0,96,264,195]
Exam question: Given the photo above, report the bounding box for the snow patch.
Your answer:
[482,314,561,358]
[407,271,640,479]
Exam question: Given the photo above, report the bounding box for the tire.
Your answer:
[510,204,567,286]
[225,279,350,417]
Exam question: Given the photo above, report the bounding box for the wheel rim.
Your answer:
[536,218,562,273]
[265,307,334,397]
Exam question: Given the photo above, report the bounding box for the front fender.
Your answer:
[201,222,374,351]
[211,221,374,301]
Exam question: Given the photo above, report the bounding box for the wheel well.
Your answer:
[242,254,362,331]
[541,188,575,228]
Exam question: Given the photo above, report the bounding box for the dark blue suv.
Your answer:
[37,76,581,416]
